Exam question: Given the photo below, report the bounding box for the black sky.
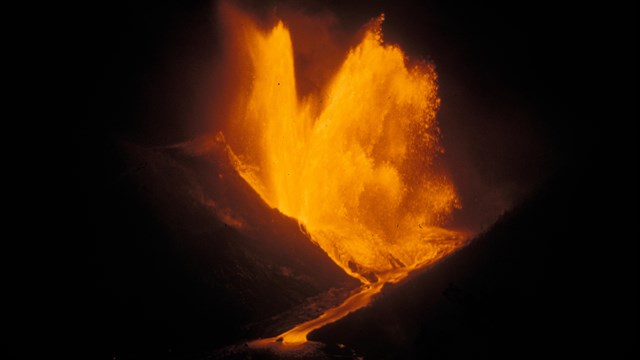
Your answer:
[59,0,637,358]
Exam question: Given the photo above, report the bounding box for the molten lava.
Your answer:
[221,9,468,345]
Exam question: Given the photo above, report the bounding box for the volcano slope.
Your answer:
[83,138,359,359]
[308,165,638,359]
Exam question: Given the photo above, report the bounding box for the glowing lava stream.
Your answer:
[276,283,383,345]
[222,9,468,346]
[250,268,435,346]
[252,282,384,347]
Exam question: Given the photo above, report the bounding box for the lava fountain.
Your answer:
[219,7,468,346]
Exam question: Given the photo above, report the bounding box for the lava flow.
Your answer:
[221,8,468,346]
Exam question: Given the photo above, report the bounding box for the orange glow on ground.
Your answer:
[221,8,468,345]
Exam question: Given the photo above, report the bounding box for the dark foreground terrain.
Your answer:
[309,165,639,358]
[75,140,360,359]
[202,160,639,360]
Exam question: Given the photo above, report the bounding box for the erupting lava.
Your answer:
[221,8,468,345]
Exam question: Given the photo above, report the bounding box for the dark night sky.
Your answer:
[71,0,637,208]
[54,0,638,358]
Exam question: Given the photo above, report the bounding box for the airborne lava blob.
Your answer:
[220,7,468,345]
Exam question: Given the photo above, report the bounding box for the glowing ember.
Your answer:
[221,9,468,345]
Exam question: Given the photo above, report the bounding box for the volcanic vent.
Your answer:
[209,4,470,346]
